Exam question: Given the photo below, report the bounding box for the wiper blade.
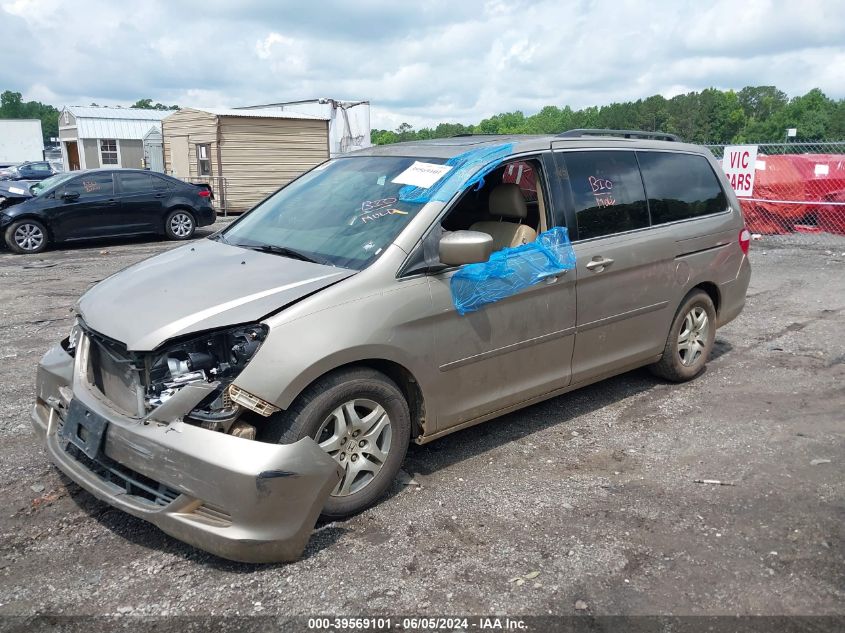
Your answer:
[247,244,323,264]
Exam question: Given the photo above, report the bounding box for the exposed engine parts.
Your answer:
[141,325,268,431]
[76,320,269,436]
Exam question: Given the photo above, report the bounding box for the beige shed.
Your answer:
[161,107,330,213]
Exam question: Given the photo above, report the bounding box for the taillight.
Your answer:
[197,189,211,198]
[739,228,750,255]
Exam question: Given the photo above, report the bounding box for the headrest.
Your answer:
[489,183,528,220]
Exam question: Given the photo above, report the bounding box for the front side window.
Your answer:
[31,172,76,196]
[637,152,728,224]
[62,172,114,198]
[556,151,649,240]
[99,139,118,165]
[196,144,211,176]
[441,157,547,237]
[221,156,448,270]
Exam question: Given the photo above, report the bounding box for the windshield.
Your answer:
[220,156,448,270]
[31,172,76,196]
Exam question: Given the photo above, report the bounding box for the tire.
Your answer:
[5,219,48,254]
[164,209,196,240]
[649,289,716,382]
[261,367,411,519]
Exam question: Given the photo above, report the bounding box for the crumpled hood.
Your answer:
[78,238,355,350]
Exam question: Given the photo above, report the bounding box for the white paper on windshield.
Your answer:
[392,162,452,188]
[815,163,829,176]
[8,186,26,195]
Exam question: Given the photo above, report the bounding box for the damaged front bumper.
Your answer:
[31,336,342,563]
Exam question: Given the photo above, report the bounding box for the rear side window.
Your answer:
[118,172,153,194]
[152,176,171,190]
[637,152,728,224]
[556,151,649,240]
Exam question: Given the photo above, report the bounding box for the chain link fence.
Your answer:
[705,142,845,248]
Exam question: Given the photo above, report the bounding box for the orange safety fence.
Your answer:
[706,144,845,239]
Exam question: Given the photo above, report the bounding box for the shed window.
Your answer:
[197,144,211,176]
[99,139,119,165]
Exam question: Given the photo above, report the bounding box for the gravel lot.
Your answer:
[0,225,842,620]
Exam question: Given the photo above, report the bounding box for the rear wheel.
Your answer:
[650,289,716,382]
[164,209,195,240]
[5,219,48,254]
[261,367,410,519]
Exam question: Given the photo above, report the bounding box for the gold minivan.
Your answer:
[33,130,751,562]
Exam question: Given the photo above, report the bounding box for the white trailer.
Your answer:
[0,119,43,164]
[241,99,371,157]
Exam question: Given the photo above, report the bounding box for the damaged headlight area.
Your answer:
[65,318,83,356]
[75,319,271,437]
[142,323,269,433]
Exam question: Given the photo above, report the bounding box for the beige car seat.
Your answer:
[470,183,537,250]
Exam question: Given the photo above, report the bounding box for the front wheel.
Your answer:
[5,219,49,254]
[650,289,716,382]
[261,368,411,519]
[164,209,195,240]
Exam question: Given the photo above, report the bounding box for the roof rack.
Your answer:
[557,129,681,142]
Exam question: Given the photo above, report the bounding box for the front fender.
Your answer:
[234,278,437,412]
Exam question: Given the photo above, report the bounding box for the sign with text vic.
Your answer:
[722,145,758,197]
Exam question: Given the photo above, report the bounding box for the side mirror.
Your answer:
[439,230,494,267]
[61,191,79,202]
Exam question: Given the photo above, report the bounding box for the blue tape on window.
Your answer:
[450,227,577,315]
[399,143,514,204]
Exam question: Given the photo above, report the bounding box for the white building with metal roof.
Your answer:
[58,106,170,171]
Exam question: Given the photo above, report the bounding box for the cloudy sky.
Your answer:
[2,0,844,129]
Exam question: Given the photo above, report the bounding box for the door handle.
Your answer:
[539,270,567,284]
[107,199,118,206]
[585,256,614,271]
[154,193,166,198]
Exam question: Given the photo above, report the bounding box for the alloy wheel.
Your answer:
[13,223,45,252]
[170,212,193,237]
[677,306,710,366]
[315,398,392,497]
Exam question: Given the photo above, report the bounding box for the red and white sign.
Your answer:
[722,145,758,197]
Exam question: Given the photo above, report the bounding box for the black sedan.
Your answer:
[0,161,55,181]
[0,169,216,254]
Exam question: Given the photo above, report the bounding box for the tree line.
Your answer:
[371,86,845,146]
[0,91,179,143]
[3,85,842,146]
